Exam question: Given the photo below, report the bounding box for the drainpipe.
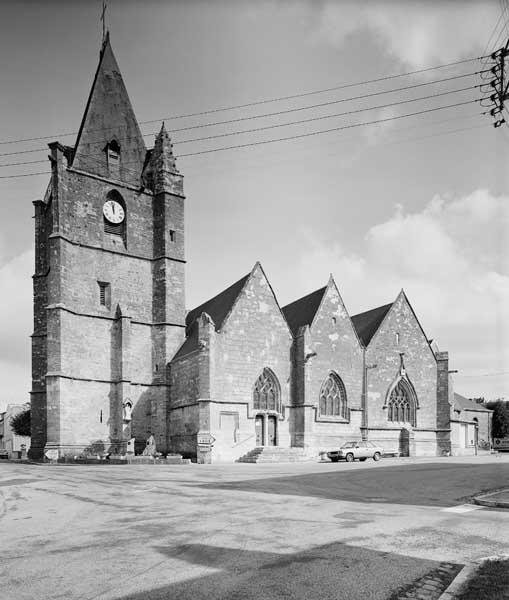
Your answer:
[361,348,367,439]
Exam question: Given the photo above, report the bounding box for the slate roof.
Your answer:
[185,273,250,332]
[72,33,147,186]
[172,272,250,360]
[282,287,327,336]
[453,393,493,413]
[351,302,393,347]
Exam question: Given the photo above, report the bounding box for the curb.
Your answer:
[438,554,509,600]
[438,563,477,600]
[473,488,509,508]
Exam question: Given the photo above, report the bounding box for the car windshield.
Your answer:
[340,442,357,448]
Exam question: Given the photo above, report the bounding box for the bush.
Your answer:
[10,407,30,437]
[491,401,509,439]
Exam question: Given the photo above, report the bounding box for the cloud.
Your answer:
[313,2,499,69]
[0,247,33,409]
[297,189,509,399]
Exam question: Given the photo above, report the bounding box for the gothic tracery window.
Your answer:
[319,372,348,419]
[253,368,281,413]
[387,379,416,426]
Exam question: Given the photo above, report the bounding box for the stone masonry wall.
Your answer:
[209,265,293,461]
[297,282,364,453]
[33,153,185,457]
[365,293,438,454]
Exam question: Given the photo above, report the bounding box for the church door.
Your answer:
[267,416,277,446]
[255,415,264,446]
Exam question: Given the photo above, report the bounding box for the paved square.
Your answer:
[1,455,508,600]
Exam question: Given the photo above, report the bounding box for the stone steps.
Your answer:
[237,447,315,463]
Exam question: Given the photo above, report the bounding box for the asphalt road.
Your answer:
[1,455,508,600]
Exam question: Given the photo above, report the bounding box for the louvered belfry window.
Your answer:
[253,368,281,413]
[319,372,348,418]
[387,380,416,426]
[98,281,110,309]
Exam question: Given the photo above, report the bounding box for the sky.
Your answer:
[1,0,509,409]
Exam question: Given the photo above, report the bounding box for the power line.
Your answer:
[0,99,482,183]
[482,8,506,62]
[175,85,479,145]
[177,99,480,158]
[0,171,50,179]
[0,84,481,168]
[0,72,484,159]
[0,57,487,148]
[0,97,480,181]
[456,370,509,378]
[65,71,487,148]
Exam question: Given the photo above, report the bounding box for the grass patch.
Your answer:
[458,559,509,600]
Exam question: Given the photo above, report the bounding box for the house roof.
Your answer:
[453,393,493,413]
[173,272,250,360]
[351,302,393,347]
[282,286,327,335]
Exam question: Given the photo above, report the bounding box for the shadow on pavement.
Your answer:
[190,461,509,507]
[111,541,455,600]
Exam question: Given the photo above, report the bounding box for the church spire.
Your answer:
[142,122,183,195]
[72,34,146,186]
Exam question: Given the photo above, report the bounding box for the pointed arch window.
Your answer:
[387,379,416,426]
[319,372,348,419]
[253,368,281,413]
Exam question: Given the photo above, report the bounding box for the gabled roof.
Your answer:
[72,33,146,186]
[282,286,327,335]
[453,393,493,413]
[185,272,251,334]
[351,302,393,347]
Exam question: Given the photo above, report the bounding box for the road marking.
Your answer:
[442,504,484,513]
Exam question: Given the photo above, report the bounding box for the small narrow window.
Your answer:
[396,332,400,345]
[98,281,111,309]
[105,140,121,178]
[169,230,176,242]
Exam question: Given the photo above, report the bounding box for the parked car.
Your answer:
[0,449,8,459]
[327,441,383,463]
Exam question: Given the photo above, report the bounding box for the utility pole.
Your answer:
[487,41,509,127]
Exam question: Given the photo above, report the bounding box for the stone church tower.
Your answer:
[30,34,186,458]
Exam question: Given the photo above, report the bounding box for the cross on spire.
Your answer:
[101,0,107,44]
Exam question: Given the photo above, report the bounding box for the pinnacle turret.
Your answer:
[142,122,183,195]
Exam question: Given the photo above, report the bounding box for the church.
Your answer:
[30,36,452,462]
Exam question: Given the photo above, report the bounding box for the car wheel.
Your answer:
[330,457,339,462]
[345,453,354,463]
[359,457,367,462]
[373,452,381,461]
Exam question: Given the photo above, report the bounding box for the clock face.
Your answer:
[103,200,125,224]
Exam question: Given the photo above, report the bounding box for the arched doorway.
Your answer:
[253,369,280,447]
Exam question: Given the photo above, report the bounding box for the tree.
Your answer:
[491,401,509,439]
[10,407,30,437]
